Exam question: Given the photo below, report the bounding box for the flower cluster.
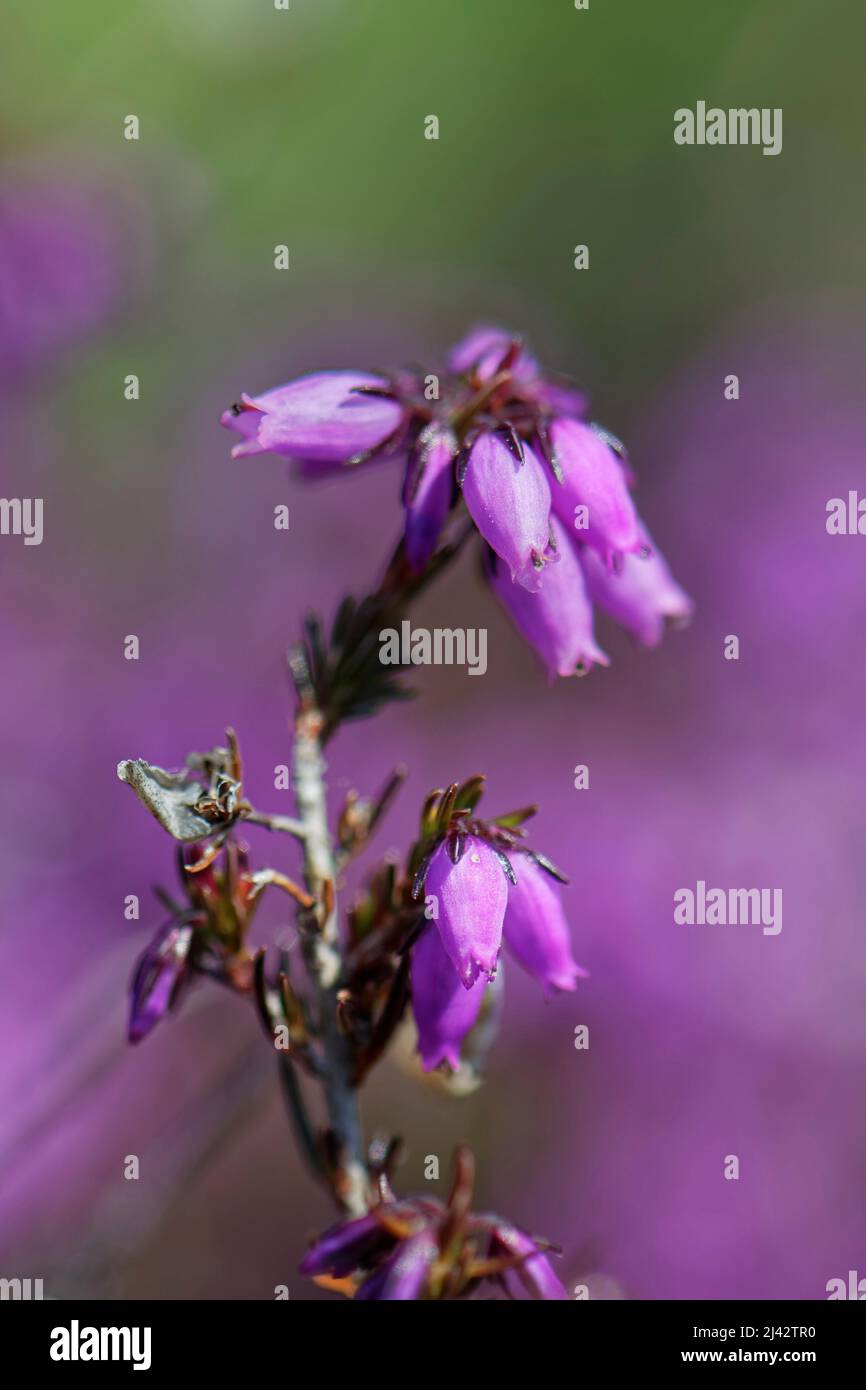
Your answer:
[406,779,585,1073]
[221,325,692,677]
[300,1147,567,1300]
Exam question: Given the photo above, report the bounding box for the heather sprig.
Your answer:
[119,326,692,1299]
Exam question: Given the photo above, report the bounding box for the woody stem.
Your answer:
[292,702,369,1217]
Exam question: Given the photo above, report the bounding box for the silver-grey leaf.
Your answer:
[117,758,220,842]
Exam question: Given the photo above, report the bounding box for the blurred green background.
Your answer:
[7,0,865,462]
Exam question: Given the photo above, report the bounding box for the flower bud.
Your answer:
[220,371,403,464]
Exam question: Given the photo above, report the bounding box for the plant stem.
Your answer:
[292,702,369,1217]
[283,530,476,1215]
[243,808,308,840]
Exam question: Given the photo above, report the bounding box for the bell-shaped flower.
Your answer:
[403,425,457,573]
[579,524,694,646]
[411,924,487,1071]
[461,432,554,591]
[128,920,194,1043]
[503,854,587,996]
[549,417,642,565]
[489,516,608,677]
[423,834,508,987]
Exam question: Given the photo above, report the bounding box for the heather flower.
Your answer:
[579,524,694,646]
[447,324,540,383]
[488,514,609,678]
[460,432,555,591]
[411,923,487,1070]
[354,1230,439,1300]
[124,828,304,1043]
[447,324,589,419]
[298,1211,389,1278]
[220,371,405,465]
[129,919,194,1043]
[491,1221,569,1300]
[423,834,508,987]
[503,852,587,996]
[403,424,457,572]
[300,1147,566,1300]
[223,325,690,673]
[549,417,642,565]
[404,779,582,1077]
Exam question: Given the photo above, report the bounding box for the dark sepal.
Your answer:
[436,782,460,833]
[496,422,525,464]
[535,421,564,484]
[411,848,435,901]
[526,849,570,885]
[348,383,398,400]
[492,847,518,885]
[252,945,279,1041]
[589,420,627,456]
[492,338,525,377]
[455,443,472,487]
[447,829,466,865]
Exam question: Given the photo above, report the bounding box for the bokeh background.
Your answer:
[2,0,865,1300]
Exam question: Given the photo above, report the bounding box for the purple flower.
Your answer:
[403,425,457,573]
[223,328,691,671]
[489,515,609,678]
[298,1148,566,1300]
[220,371,404,464]
[503,854,587,996]
[299,1211,388,1278]
[447,325,589,416]
[448,324,539,383]
[461,433,554,591]
[355,1230,438,1300]
[579,524,694,646]
[411,924,487,1070]
[124,825,285,1043]
[550,417,642,565]
[129,920,194,1043]
[491,1222,569,1300]
[424,834,508,987]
